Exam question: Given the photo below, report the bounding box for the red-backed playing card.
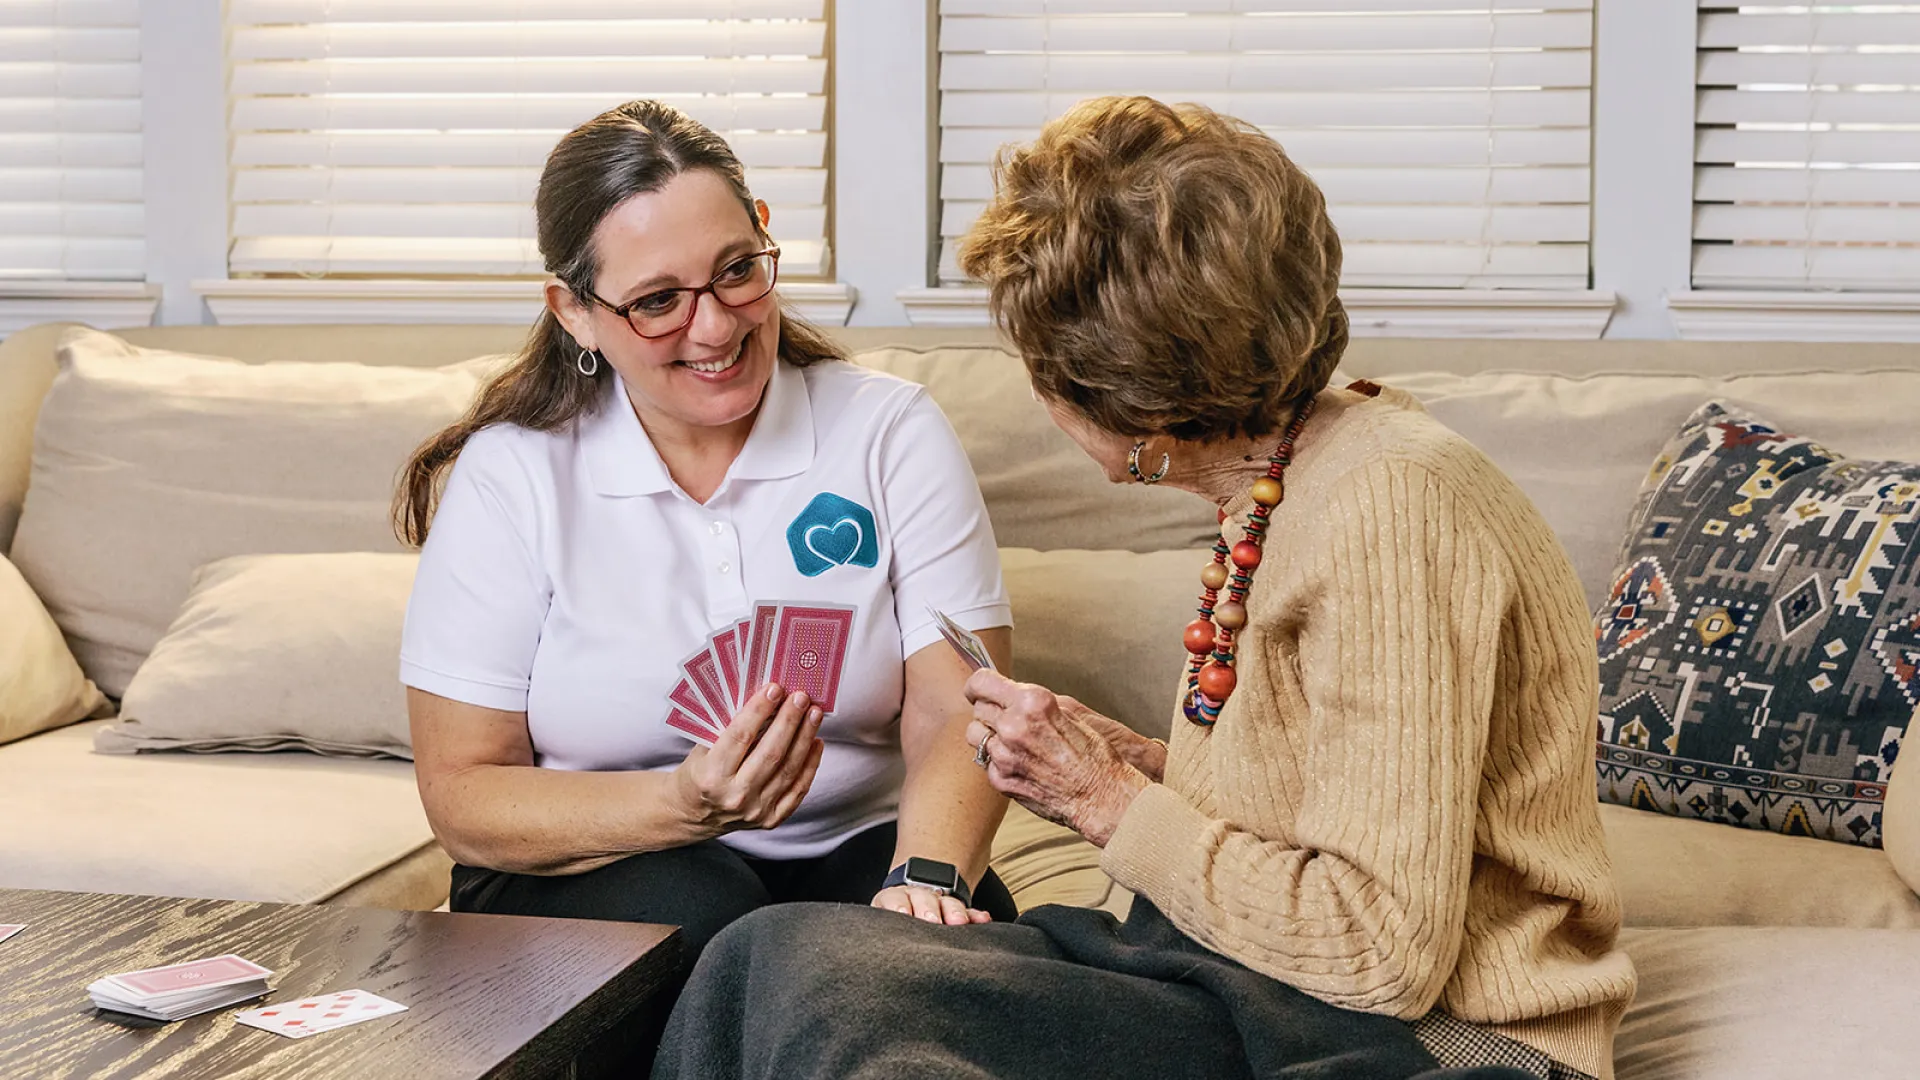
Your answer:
[768,603,855,714]
[680,644,734,726]
[105,955,272,999]
[668,678,720,732]
[665,704,720,746]
[712,625,743,710]
[746,603,779,696]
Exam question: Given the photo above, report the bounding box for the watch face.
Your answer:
[904,857,959,892]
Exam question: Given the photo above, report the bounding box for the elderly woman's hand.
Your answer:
[962,671,1150,847]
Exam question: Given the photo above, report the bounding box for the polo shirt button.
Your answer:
[718,560,732,574]
[710,522,725,535]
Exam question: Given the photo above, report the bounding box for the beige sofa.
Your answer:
[2,321,1918,1079]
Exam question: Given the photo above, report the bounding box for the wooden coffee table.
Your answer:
[0,888,682,1079]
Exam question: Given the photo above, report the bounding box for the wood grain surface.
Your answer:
[0,888,681,1080]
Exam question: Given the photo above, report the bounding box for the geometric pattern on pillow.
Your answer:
[1593,401,1917,847]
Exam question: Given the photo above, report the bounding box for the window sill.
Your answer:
[194,279,858,328]
[898,287,1617,339]
[0,281,160,336]
[1668,291,1920,342]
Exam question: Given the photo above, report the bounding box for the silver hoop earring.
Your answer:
[575,348,600,377]
[1127,441,1171,485]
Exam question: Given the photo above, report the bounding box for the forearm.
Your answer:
[892,741,1009,888]
[425,763,707,876]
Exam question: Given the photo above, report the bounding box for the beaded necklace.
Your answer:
[1181,397,1317,726]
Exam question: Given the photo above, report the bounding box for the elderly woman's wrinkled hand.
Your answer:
[962,671,1150,847]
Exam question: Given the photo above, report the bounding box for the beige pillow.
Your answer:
[1000,547,1205,742]
[9,327,498,698]
[855,347,1219,554]
[0,552,107,745]
[95,552,416,758]
[1888,758,1920,899]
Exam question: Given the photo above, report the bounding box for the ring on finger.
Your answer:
[973,731,994,768]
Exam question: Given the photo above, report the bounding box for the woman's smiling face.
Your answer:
[561,168,782,439]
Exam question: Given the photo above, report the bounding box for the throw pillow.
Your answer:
[95,552,417,759]
[1594,401,1916,847]
[0,551,108,745]
[8,327,498,698]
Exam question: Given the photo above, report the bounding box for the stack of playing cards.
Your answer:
[666,601,856,746]
[929,606,996,672]
[88,955,273,1021]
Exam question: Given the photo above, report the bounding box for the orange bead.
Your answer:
[1197,661,1237,701]
[1250,476,1282,507]
[1230,540,1263,570]
[1214,600,1247,631]
[1200,562,1229,591]
[1183,619,1218,655]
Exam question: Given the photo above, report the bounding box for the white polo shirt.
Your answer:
[399,358,1011,859]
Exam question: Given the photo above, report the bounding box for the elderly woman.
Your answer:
[396,100,1019,980]
[650,97,1636,1080]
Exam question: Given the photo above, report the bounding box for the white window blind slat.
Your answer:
[1692,2,1920,291]
[229,0,823,20]
[0,2,142,280]
[937,2,1593,289]
[227,5,831,279]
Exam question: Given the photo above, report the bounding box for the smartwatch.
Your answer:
[882,857,972,906]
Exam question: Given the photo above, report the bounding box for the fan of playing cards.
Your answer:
[667,602,856,746]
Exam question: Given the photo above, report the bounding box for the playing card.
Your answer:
[0,924,24,945]
[732,618,752,701]
[768,603,855,714]
[235,989,407,1039]
[929,606,996,672]
[665,705,720,746]
[681,641,735,726]
[711,624,743,710]
[105,955,272,1000]
[745,603,779,696]
[668,677,720,732]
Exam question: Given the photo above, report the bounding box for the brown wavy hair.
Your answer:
[958,96,1347,443]
[394,99,842,545]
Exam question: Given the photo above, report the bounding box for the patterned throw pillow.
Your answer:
[1593,402,1916,847]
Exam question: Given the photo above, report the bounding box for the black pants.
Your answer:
[448,820,1019,977]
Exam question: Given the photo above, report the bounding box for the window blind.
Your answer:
[935,0,1594,289]
[1695,2,1920,290]
[0,0,143,280]
[226,0,830,278]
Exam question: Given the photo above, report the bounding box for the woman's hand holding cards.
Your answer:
[673,683,825,838]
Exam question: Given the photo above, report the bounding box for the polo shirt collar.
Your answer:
[581,359,814,497]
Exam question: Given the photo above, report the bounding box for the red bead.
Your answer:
[1197,661,1237,701]
[1217,508,1228,524]
[1230,540,1263,570]
[1214,600,1247,631]
[1199,562,1229,590]
[1183,619,1218,655]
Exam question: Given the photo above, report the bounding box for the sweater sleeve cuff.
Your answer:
[1100,782,1214,904]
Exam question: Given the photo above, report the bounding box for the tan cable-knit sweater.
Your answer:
[1101,385,1637,1080]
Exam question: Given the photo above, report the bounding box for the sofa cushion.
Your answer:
[1592,403,1913,849]
[8,327,498,698]
[1378,368,1920,611]
[854,346,1219,554]
[0,719,437,905]
[0,551,106,746]
[1000,547,1201,742]
[1601,803,1920,930]
[1615,925,1920,1080]
[97,552,417,759]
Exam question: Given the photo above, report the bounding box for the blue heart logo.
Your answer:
[787,493,879,577]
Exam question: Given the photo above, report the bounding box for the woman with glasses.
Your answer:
[392,101,1020,979]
